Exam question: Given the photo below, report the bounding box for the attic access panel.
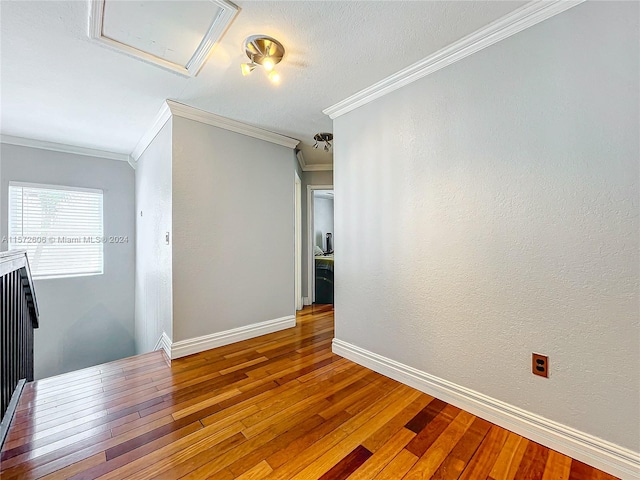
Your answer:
[89,0,238,76]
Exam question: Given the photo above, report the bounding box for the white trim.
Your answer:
[130,103,172,162]
[332,339,640,480]
[131,100,299,164]
[296,151,306,170]
[297,150,333,172]
[154,332,172,361]
[0,135,131,163]
[303,297,311,306]
[166,100,299,149]
[170,315,296,359]
[307,184,333,302]
[295,172,303,311]
[183,0,238,76]
[8,181,103,195]
[303,164,334,172]
[88,0,238,77]
[323,0,586,119]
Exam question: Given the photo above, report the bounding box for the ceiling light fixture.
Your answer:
[313,133,333,152]
[241,35,285,84]
[241,61,256,76]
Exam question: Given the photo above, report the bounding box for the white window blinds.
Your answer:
[8,183,104,279]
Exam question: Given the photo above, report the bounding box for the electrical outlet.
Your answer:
[532,353,548,378]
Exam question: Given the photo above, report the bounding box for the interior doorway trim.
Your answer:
[294,172,303,311]
[307,184,333,303]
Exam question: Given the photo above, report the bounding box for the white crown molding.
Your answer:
[296,150,333,172]
[332,339,640,480]
[131,100,299,163]
[323,0,586,119]
[0,134,132,163]
[303,164,334,172]
[130,103,172,163]
[170,315,296,359]
[88,0,239,77]
[166,100,300,149]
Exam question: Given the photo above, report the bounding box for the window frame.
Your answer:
[8,181,105,280]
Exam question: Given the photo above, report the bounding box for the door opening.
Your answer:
[295,173,302,311]
[310,188,334,305]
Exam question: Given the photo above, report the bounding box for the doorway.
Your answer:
[295,173,302,311]
[308,187,334,304]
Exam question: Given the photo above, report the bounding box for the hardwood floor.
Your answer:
[0,305,618,480]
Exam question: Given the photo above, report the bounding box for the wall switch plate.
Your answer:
[532,353,548,378]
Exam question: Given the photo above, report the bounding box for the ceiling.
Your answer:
[0,1,526,167]
[100,1,225,67]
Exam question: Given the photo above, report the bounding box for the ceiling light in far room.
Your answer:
[313,133,333,152]
[242,35,285,84]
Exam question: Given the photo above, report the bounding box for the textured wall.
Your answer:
[134,120,173,352]
[0,144,136,379]
[333,1,639,451]
[171,117,295,341]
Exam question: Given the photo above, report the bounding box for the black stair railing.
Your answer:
[0,250,39,447]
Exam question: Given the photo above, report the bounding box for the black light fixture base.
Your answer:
[313,133,333,152]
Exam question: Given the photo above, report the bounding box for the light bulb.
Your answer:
[268,70,280,84]
[263,58,275,71]
[241,63,255,76]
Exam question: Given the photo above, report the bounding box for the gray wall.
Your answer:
[302,170,333,300]
[135,120,173,351]
[314,195,334,252]
[0,144,135,379]
[334,1,638,452]
[171,116,295,341]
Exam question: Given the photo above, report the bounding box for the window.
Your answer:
[8,182,104,279]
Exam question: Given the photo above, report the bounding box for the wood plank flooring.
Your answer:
[0,305,618,479]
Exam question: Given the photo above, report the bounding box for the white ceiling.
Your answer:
[0,1,526,166]
[100,1,226,66]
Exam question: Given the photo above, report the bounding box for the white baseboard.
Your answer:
[153,334,162,351]
[332,339,639,480]
[170,315,296,359]
[303,297,311,306]
[154,332,172,361]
